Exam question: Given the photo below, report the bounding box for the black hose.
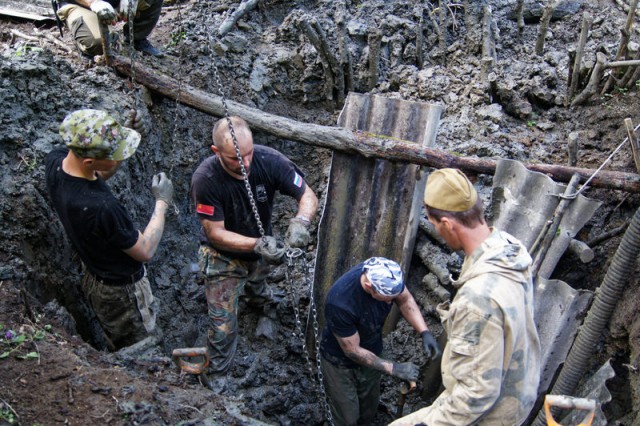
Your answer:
[532,206,640,426]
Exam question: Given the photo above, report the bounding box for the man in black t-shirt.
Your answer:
[46,109,173,350]
[320,257,441,426]
[191,115,318,374]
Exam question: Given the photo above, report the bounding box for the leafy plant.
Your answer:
[0,323,50,361]
[0,407,16,424]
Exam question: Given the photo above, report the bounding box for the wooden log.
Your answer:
[218,0,259,37]
[618,49,640,87]
[567,238,595,263]
[535,0,562,56]
[571,52,607,107]
[602,0,638,93]
[108,54,640,193]
[481,6,496,83]
[606,59,640,68]
[568,12,592,103]
[568,131,579,167]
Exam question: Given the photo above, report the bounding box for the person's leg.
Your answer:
[199,246,248,373]
[244,259,284,308]
[58,5,103,56]
[320,356,361,426]
[354,365,383,425]
[123,0,163,56]
[81,273,150,349]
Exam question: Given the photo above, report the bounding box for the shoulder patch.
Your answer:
[293,172,303,188]
[197,203,214,216]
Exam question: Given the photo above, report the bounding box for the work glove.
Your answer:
[124,109,147,136]
[254,236,287,264]
[90,0,117,23]
[152,172,173,205]
[285,217,311,248]
[421,330,441,361]
[391,362,419,382]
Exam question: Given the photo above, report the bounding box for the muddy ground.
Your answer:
[1,0,640,424]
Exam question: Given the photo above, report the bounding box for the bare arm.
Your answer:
[123,200,168,262]
[201,218,259,253]
[395,288,429,334]
[335,332,394,375]
[296,184,318,221]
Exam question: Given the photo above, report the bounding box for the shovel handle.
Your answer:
[172,347,209,375]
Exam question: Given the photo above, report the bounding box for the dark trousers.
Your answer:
[321,355,382,426]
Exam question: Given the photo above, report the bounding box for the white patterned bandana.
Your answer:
[363,257,404,297]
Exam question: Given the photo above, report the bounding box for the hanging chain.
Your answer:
[169,2,185,176]
[286,250,334,426]
[209,40,266,238]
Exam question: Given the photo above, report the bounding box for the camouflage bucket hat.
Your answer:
[363,257,405,297]
[59,109,140,161]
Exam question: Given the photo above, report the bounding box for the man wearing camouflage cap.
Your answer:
[320,256,440,426]
[45,109,173,350]
[391,169,541,426]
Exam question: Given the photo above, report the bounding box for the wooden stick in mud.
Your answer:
[568,238,594,263]
[625,118,640,173]
[601,0,638,94]
[368,29,382,90]
[218,0,259,37]
[335,3,354,92]
[298,18,336,101]
[481,5,496,82]
[416,5,425,69]
[108,54,640,193]
[439,0,447,66]
[535,0,562,56]
[312,19,345,105]
[515,0,525,37]
[571,52,607,107]
[567,131,580,167]
[568,12,592,103]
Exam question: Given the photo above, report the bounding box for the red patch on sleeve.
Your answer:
[196,203,214,216]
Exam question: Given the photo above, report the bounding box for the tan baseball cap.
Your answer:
[424,168,478,212]
[59,109,140,161]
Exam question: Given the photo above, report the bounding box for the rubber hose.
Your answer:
[532,206,640,426]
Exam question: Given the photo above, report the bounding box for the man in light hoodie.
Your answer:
[391,168,541,426]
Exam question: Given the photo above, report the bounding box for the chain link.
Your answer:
[286,249,334,426]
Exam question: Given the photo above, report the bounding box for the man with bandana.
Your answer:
[319,257,440,426]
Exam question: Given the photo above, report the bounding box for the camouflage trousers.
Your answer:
[57,0,162,56]
[81,270,158,350]
[320,356,382,426]
[198,245,271,374]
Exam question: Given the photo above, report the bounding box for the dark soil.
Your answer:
[1,0,640,425]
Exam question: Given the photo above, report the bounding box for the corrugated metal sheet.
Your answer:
[492,158,602,279]
[313,93,442,310]
[0,0,55,20]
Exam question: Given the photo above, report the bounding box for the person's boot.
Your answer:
[134,38,164,57]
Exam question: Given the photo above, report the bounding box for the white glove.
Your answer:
[90,0,117,23]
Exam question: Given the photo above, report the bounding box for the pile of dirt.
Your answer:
[1,0,640,424]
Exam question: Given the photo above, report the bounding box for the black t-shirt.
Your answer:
[45,148,142,281]
[320,263,394,368]
[190,144,307,261]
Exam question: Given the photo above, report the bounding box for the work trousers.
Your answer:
[81,270,158,350]
[320,355,382,426]
[57,0,162,56]
[198,245,271,374]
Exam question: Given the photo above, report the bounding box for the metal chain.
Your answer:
[286,249,334,426]
[209,40,266,238]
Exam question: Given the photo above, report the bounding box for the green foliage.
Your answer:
[0,323,52,361]
[0,407,16,424]
[168,30,186,48]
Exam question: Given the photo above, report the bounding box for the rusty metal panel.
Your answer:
[313,93,442,307]
[491,158,602,279]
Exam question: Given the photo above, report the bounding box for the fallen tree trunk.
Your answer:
[109,54,640,193]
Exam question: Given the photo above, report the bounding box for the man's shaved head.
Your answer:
[212,116,252,150]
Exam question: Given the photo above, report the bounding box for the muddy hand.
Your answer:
[254,236,286,264]
[152,172,173,205]
[124,109,146,133]
[90,0,117,23]
[285,217,310,248]
[391,361,419,382]
[421,330,441,361]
